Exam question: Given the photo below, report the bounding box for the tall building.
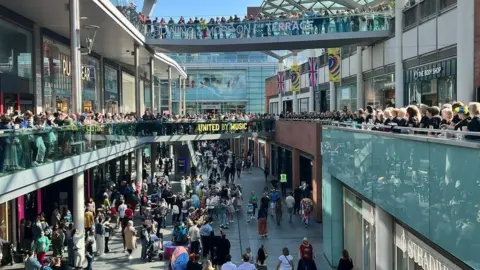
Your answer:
[170,52,277,114]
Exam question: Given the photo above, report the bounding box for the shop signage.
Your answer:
[413,67,442,80]
[60,55,91,81]
[395,224,461,270]
[195,122,248,133]
[201,104,221,110]
[167,20,313,38]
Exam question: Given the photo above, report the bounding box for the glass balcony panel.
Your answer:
[322,127,480,268]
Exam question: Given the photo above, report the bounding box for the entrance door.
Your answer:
[283,100,293,113]
[321,90,327,112]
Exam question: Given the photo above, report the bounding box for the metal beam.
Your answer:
[262,50,283,59]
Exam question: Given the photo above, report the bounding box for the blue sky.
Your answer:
[148,0,263,19]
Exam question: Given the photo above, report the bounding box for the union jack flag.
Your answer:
[277,71,285,94]
[308,57,318,87]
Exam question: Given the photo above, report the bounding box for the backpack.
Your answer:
[95,223,104,235]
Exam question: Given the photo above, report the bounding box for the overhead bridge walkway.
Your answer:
[0,120,274,203]
[141,13,392,53]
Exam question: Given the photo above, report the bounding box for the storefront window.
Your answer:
[104,65,119,113]
[437,76,456,105]
[337,85,357,112]
[43,38,71,112]
[82,55,100,112]
[122,72,135,113]
[299,98,309,112]
[0,19,33,113]
[343,188,376,270]
[364,74,395,109]
[270,102,278,115]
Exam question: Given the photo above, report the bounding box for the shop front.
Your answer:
[405,58,456,106]
[43,37,100,113]
[336,84,357,112]
[104,64,119,113]
[394,223,464,270]
[364,73,395,109]
[258,140,265,170]
[121,71,135,113]
[0,18,34,114]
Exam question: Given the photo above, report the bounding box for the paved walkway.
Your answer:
[91,168,332,270]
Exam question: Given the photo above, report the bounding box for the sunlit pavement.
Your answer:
[91,167,333,269]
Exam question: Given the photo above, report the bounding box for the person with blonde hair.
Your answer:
[466,102,480,138]
[203,259,215,270]
[123,220,136,260]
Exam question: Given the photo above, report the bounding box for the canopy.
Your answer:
[258,0,385,16]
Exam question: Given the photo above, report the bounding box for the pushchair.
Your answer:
[146,235,164,262]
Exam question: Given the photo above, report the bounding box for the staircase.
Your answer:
[187,141,198,167]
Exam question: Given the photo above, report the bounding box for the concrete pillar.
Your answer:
[167,66,172,114]
[278,60,284,114]
[178,76,183,114]
[99,56,105,112]
[265,141,271,174]
[149,57,155,112]
[243,136,248,159]
[292,148,300,189]
[375,206,394,270]
[457,0,475,102]
[136,148,143,184]
[128,152,132,175]
[182,78,187,114]
[69,0,82,114]
[72,171,85,266]
[356,46,364,110]
[329,81,336,111]
[254,137,259,167]
[151,143,158,178]
[395,0,407,107]
[309,50,316,112]
[134,44,141,116]
[292,53,299,113]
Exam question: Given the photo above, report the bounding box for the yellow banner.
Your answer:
[195,122,248,133]
[328,48,341,82]
[290,65,300,93]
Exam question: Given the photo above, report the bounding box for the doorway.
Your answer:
[283,100,293,113]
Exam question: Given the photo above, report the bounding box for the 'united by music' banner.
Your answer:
[328,48,341,82]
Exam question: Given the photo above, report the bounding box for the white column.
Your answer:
[356,46,364,110]
[70,0,82,114]
[375,206,394,270]
[151,143,157,177]
[134,44,141,116]
[278,60,284,114]
[149,57,155,112]
[178,76,183,114]
[167,66,172,114]
[309,50,315,112]
[457,0,475,103]
[136,148,143,184]
[394,0,407,108]
[292,53,299,113]
[183,79,186,114]
[329,81,336,111]
[72,172,85,267]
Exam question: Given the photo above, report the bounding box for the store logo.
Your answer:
[398,228,452,270]
[413,67,442,80]
[60,54,91,81]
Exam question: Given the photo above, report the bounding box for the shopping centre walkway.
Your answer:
[91,168,332,270]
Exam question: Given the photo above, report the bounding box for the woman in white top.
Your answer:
[277,247,294,270]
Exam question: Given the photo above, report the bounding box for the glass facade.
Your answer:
[170,52,276,113]
[364,74,395,109]
[322,127,480,269]
[0,19,33,113]
[122,72,135,113]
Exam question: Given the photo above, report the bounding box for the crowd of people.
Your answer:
[115,1,392,40]
[278,101,480,140]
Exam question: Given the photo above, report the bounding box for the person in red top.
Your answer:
[299,237,314,259]
[125,205,134,221]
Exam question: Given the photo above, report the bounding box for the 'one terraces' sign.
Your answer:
[166,20,314,37]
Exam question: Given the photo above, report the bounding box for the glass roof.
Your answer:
[258,0,381,16]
